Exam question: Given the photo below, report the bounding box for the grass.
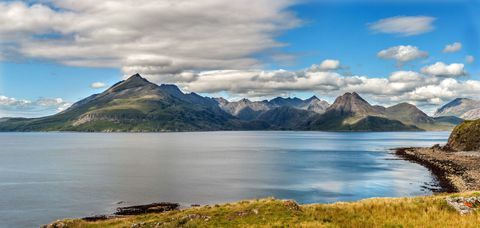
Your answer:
[46,192,480,227]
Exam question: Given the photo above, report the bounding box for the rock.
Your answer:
[283,200,301,211]
[82,215,117,221]
[446,196,480,214]
[115,202,180,215]
[431,144,442,151]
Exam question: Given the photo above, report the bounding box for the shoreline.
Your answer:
[395,147,480,193]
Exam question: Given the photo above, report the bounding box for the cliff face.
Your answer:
[447,119,480,151]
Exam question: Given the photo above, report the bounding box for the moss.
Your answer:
[447,119,480,151]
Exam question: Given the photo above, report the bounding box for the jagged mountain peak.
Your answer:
[328,92,376,115]
[305,95,320,102]
[108,73,157,93]
[124,73,151,85]
[268,97,303,107]
[159,84,184,97]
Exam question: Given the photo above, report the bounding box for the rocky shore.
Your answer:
[396,147,480,192]
[395,119,480,193]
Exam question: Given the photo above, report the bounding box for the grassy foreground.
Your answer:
[47,192,480,227]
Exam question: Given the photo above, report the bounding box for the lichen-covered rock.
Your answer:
[446,119,480,151]
[446,197,480,214]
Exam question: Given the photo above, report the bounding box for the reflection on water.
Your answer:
[0,131,448,227]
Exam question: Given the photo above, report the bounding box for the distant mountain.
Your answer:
[0,74,462,132]
[257,106,319,129]
[461,108,480,120]
[434,98,480,120]
[0,118,11,123]
[268,97,304,107]
[305,92,420,131]
[385,103,433,125]
[0,74,241,131]
[296,96,330,114]
[215,95,330,121]
[385,103,460,130]
[215,98,271,120]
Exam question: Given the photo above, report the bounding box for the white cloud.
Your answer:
[308,59,341,71]
[421,62,466,77]
[0,96,71,117]
[443,42,462,53]
[369,16,435,36]
[466,55,475,64]
[377,45,428,64]
[90,82,107,89]
[388,71,423,82]
[0,0,300,81]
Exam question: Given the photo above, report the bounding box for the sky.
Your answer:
[0,0,479,117]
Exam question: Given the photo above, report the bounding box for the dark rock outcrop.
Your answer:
[115,202,180,215]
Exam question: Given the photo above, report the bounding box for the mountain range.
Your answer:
[0,74,464,132]
[434,98,480,120]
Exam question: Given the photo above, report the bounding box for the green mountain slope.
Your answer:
[0,74,238,132]
[305,92,420,131]
[256,106,319,129]
[384,102,459,131]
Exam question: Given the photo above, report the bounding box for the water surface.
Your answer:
[0,131,449,227]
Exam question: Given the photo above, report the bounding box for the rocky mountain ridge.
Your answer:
[0,74,464,132]
[435,98,480,120]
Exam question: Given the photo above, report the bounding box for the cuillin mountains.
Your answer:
[434,98,480,120]
[0,74,463,132]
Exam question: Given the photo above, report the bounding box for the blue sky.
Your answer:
[276,1,479,74]
[0,0,479,117]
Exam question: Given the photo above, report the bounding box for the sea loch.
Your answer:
[0,131,448,227]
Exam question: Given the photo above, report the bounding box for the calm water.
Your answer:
[0,131,449,227]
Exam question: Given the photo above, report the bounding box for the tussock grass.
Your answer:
[46,192,480,227]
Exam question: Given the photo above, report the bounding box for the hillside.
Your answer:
[461,108,480,120]
[435,98,480,119]
[45,192,480,228]
[385,103,461,130]
[0,74,240,132]
[447,119,480,151]
[306,93,420,131]
[256,106,319,129]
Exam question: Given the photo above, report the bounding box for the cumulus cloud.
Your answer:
[0,96,71,117]
[377,45,428,64]
[466,55,475,64]
[388,71,423,82]
[308,59,341,72]
[421,62,466,77]
[369,16,436,36]
[90,82,107,89]
[0,0,300,82]
[443,42,462,53]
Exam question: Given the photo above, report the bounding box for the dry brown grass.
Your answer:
[46,192,480,228]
